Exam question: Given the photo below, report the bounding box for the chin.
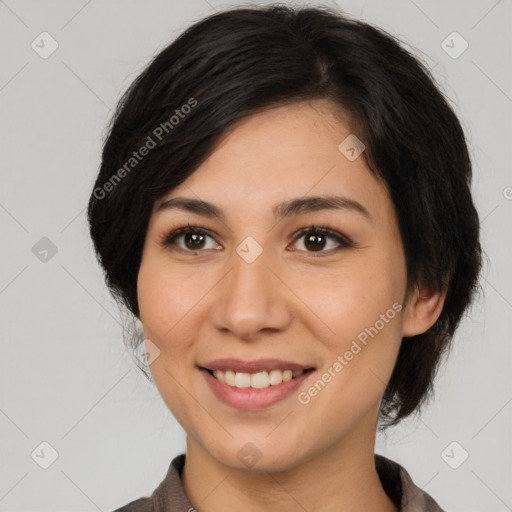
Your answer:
[202,435,310,474]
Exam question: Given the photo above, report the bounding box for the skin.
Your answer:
[137,99,446,511]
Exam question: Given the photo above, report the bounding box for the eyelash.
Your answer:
[159,223,353,257]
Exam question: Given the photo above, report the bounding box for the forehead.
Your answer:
[154,100,391,222]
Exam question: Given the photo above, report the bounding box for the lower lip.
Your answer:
[200,368,313,410]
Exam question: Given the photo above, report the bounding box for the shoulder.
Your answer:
[112,496,153,512]
[375,454,446,512]
[110,454,188,512]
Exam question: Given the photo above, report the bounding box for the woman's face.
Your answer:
[137,100,413,472]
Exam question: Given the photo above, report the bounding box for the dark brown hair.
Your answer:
[87,4,481,428]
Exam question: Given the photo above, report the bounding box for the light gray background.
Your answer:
[1,0,511,510]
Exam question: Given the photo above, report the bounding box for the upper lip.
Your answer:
[200,359,314,373]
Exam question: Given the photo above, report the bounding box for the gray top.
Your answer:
[113,453,445,512]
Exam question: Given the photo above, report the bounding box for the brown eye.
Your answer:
[161,226,221,252]
[291,226,352,255]
[183,232,207,250]
[303,232,327,252]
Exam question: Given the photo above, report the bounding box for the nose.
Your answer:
[209,248,293,342]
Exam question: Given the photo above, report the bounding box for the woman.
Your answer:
[87,4,481,511]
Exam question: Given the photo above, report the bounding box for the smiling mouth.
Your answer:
[203,368,315,389]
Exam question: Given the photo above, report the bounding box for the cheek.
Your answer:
[137,258,202,341]
[294,266,404,426]
[136,262,201,401]
[137,262,201,425]
[288,251,406,394]
[291,253,405,335]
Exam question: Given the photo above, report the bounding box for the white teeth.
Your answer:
[268,369,283,385]
[212,368,305,388]
[224,370,235,386]
[251,371,269,388]
[234,372,251,388]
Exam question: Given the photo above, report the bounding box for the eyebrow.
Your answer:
[155,195,371,221]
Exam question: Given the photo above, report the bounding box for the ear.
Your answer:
[402,282,447,337]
